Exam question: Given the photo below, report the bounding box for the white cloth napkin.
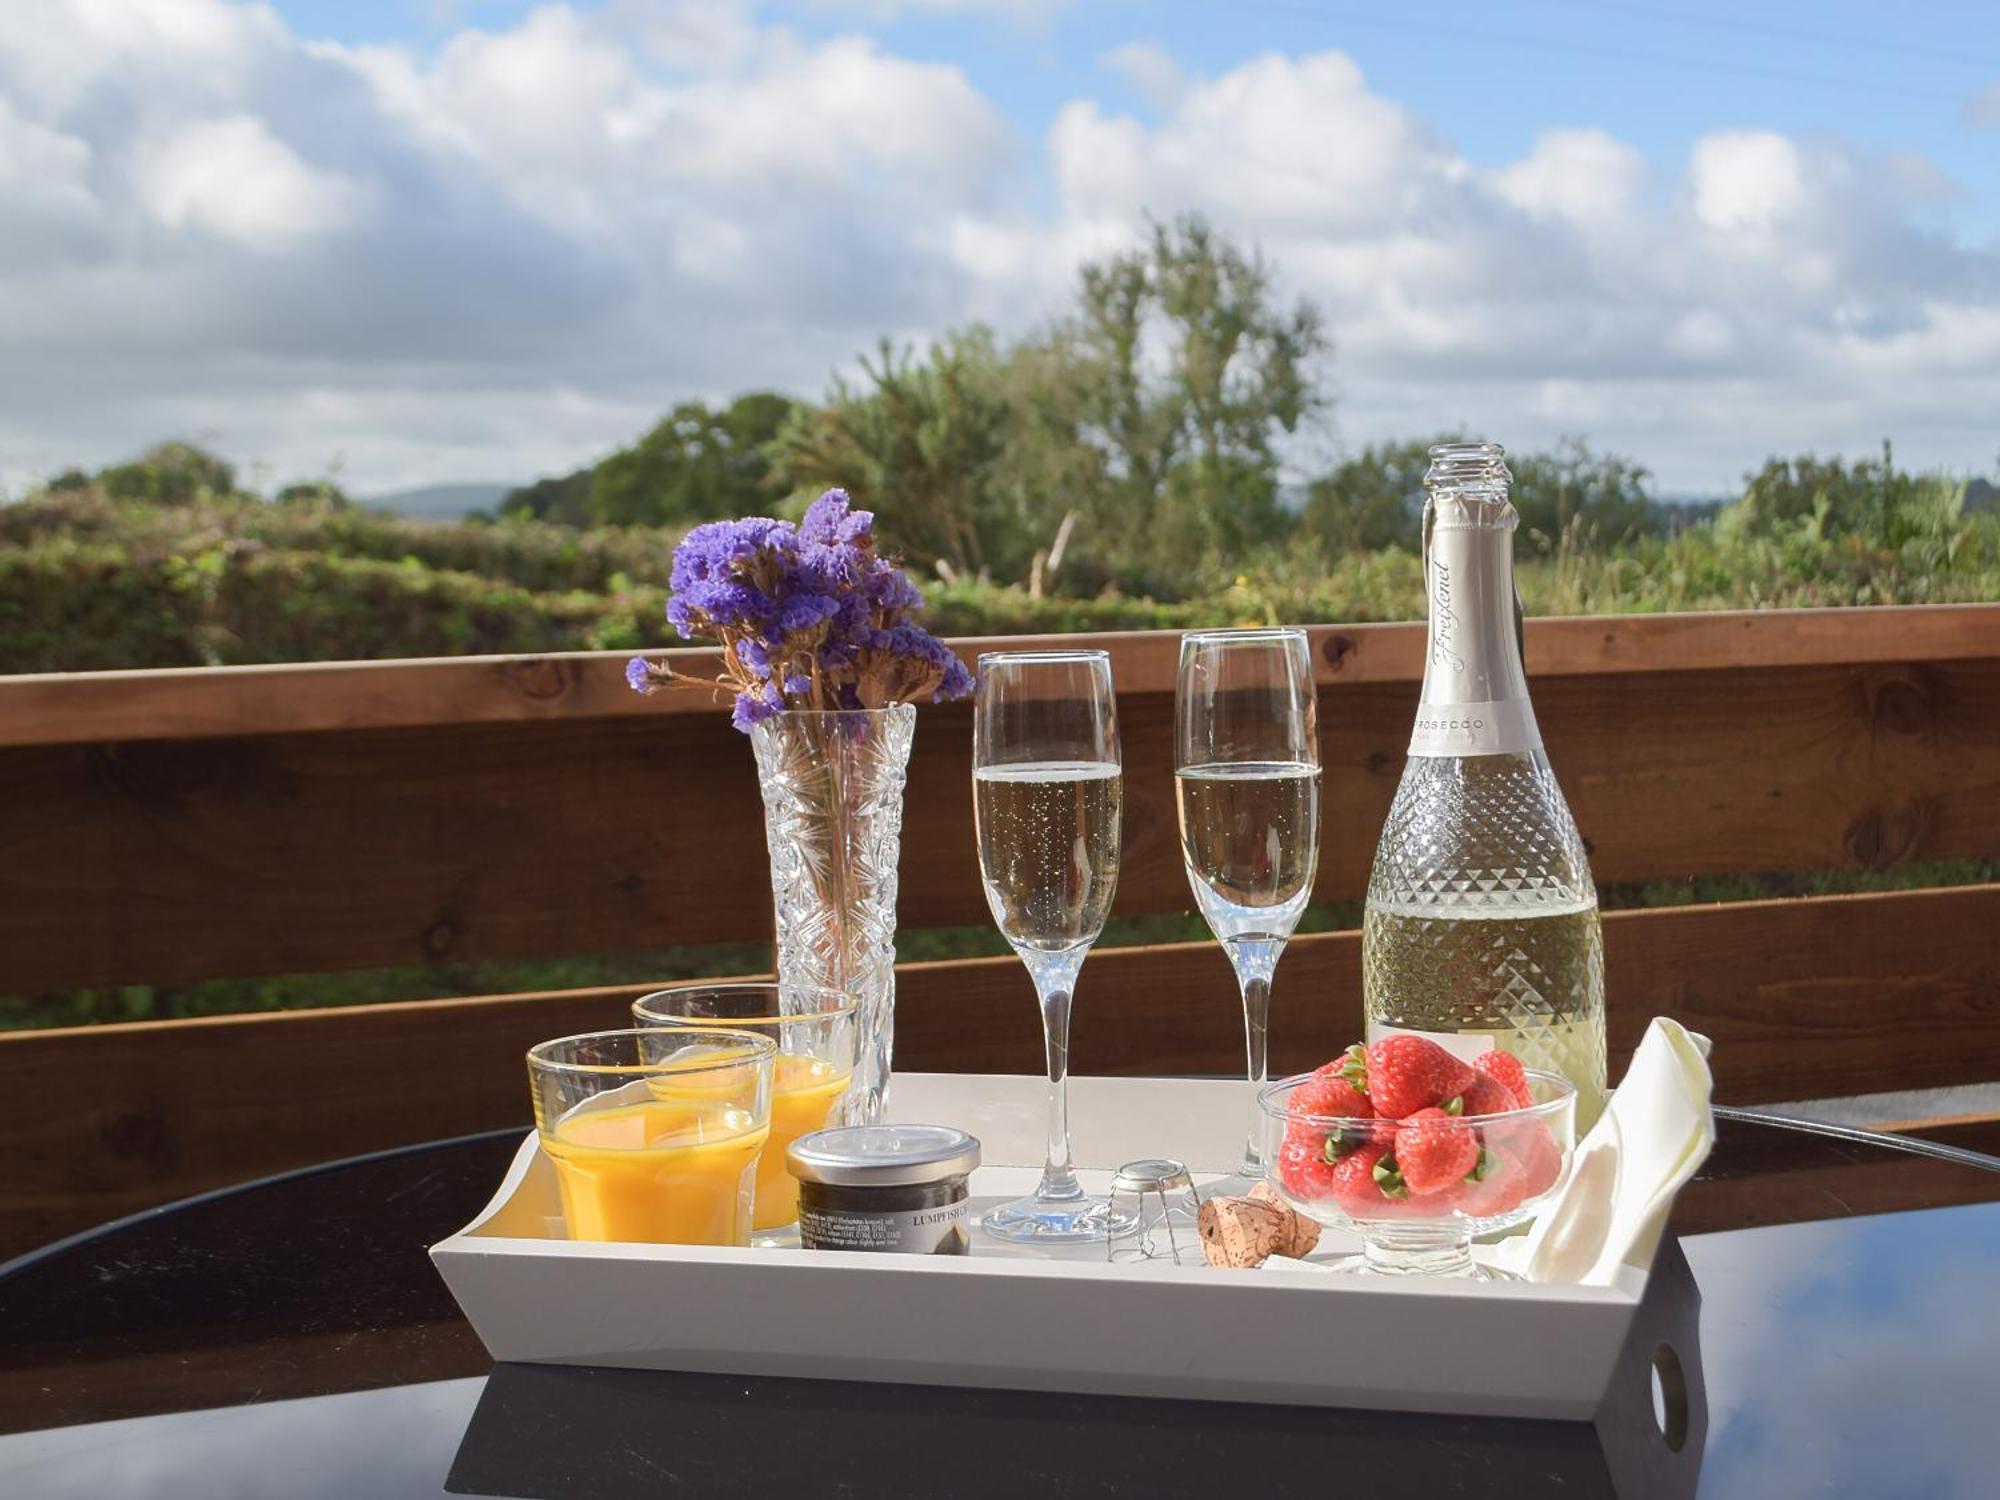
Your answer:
[1502,1016,1715,1285]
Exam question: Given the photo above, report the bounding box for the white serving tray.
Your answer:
[431,1073,1652,1418]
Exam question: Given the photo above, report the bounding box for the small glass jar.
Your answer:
[787,1125,981,1254]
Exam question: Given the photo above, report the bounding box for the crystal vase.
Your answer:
[750,706,915,1126]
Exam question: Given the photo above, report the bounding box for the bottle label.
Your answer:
[1412,511,1542,757]
[1408,698,1541,758]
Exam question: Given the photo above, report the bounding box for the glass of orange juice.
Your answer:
[527,1028,776,1246]
[630,984,858,1244]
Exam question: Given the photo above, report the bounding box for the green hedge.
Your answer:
[3,486,1998,676]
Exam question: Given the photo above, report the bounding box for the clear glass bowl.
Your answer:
[1256,1066,1577,1279]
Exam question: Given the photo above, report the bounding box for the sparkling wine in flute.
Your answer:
[1363,442,1608,1129]
[1175,761,1321,940]
[974,761,1123,952]
[972,649,1128,1244]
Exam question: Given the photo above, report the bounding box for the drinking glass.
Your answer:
[527,1028,776,1246]
[630,983,859,1243]
[1175,628,1321,1190]
[972,649,1131,1242]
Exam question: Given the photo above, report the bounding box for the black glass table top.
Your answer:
[2,1112,1995,1499]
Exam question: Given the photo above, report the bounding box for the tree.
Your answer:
[274,480,350,509]
[99,441,236,505]
[501,469,593,526]
[1304,436,1661,557]
[1301,437,1454,554]
[1727,442,1962,548]
[772,216,1334,593]
[1063,215,1329,581]
[1508,438,1661,549]
[590,392,795,527]
[769,331,1020,578]
[501,392,796,529]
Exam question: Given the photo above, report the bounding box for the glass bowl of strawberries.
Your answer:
[1256,1036,1577,1279]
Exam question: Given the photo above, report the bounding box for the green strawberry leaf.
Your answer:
[1371,1154,1407,1199]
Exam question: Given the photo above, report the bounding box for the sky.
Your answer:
[0,0,1995,499]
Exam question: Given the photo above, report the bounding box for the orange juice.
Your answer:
[756,1054,853,1231]
[543,1097,768,1245]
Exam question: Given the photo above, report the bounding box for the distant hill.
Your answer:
[362,482,515,520]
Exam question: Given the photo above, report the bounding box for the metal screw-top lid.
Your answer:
[787,1124,981,1188]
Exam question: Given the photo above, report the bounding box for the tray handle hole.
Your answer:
[1650,1343,1690,1452]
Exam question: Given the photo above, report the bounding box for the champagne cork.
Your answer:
[1250,1181,1322,1260]
[1197,1195,1286,1268]
[1197,1186,1323,1268]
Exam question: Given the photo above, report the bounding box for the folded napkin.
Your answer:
[1503,1016,1715,1285]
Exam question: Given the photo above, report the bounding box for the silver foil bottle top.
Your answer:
[1412,439,1540,758]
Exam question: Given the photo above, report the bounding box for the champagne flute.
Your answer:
[973,650,1131,1242]
[1175,629,1321,1190]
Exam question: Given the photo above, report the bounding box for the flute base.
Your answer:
[981,1193,1134,1244]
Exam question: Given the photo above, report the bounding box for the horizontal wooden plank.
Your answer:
[7,644,1999,992]
[0,605,1993,747]
[3,884,1994,1260]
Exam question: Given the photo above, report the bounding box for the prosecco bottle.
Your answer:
[1362,441,1607,1128]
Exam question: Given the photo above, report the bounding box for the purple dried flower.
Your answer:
[776,592,841,636]
[864,562,924,615]
[671,517,794,591]
[936,655,975,702]
[801,489,873,548]
[648,491,969,731]
[679,579,774,630]
[731,680,786,732]
[626,657,657,695]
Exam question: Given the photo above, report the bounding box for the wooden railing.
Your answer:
[3,604,1998,1258]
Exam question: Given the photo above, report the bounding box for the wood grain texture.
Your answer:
[1,605,1992,747]
[6,651,1999,992]
[3,884,1994,1259]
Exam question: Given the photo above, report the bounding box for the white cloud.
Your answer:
[0,9,1992,497]
[1492,129,1645,228]
[955,53,2000,488]
[1690,129,1806,234]
[137,114,359,251]
[1102,40,1185,112]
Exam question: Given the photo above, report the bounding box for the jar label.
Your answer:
[798,1198,971,1255]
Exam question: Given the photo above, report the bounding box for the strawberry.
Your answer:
[1289,1071,1372,1121]
[1392,1107,1481,1194]
[1405,1178,1469,1214]
[1458,1148,1528,1218]
[1512,1122,1565,1199]
[1473,1049,1533,1109]
[1274,1130,1341,1201]
[1357,1035,1477,1119]
[1460,1073,1518,1118]
[1331,1139,1396,1216]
